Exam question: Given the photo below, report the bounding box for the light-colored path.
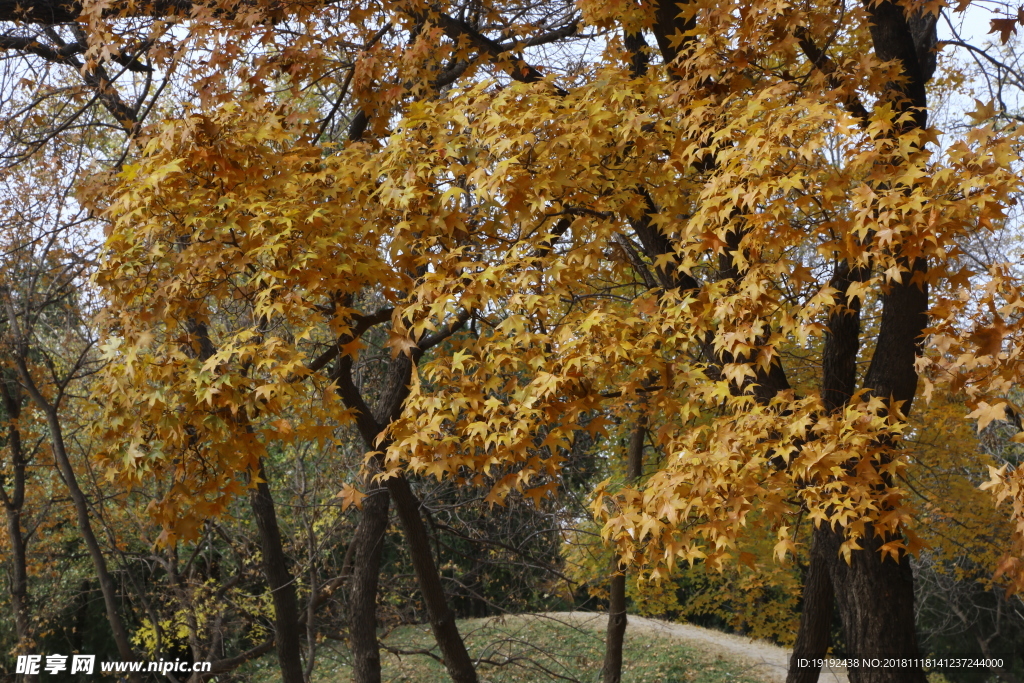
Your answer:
[538,612,849,683]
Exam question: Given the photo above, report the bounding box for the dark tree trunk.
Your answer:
[625,419,645,483]
[334,337,475,683]
[603,417,646,683]
[787,526,835,683]
[821,262,865,414]
[348,477,390,683]
[603,572,627,683]
[178,320,305,683]
[800,255,929,683]
[823,258,929,683]
[0,376,36,683]
[0,379,30,636]
[788,0,934,676]
[387,474,478,683]
[821,527,927,683]
[249,459,305,683]
[788,259,864,682]
[5,504,32,641]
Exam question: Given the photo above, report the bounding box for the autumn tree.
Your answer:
[4,3,587,681]
[6,1,1024,683]
[96,3,1024,683]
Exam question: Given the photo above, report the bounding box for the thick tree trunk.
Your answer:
[789,0,934,662]
[786,526,835,683]
[832,257,929,683]
[818,249,927,683]
[348,478,390,683]
[249,459,305,683]
[387,474,478,683]
[821,527,927,683]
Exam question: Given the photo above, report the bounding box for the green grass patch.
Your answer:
[293,614,771,683]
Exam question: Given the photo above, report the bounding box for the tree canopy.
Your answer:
[3,0,1024,681]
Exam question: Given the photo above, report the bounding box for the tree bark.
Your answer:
[786,526,835,683]
[333,324,475,683]
[0,0,194,23]
[15,380,139,674]
[603,572,627,683]
[821,256,929,683]
[788,1,933,678]
[603,417,646,683]
[183,318,305,683]
[387,474,478,683]
[249,459,305,683]
[3,298,137,676]
[787,260,865,682]
[347,477,390,683]
[0,375,36,683]
[821,527,927,683]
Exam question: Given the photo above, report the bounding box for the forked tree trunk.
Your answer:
[4,310,138,680]
[788,267,930,683]
[335,346,476,683]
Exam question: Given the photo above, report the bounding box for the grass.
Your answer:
[291,614,771,683]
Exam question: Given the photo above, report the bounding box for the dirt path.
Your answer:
[538,612,849,683]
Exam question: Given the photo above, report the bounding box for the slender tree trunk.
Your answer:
[786,526,834,683]
[603,416,646,683]
[249,458,305,683]
[5,504,32,641]
[178,319,305,682]
[603,572,627,683]
[348,477,390,683]
[0,378,34,676]
[5,293,140,681]
[1,462,38,683]
[30,402,139,671]
[387,474,478,683]
[333,333,476,683]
